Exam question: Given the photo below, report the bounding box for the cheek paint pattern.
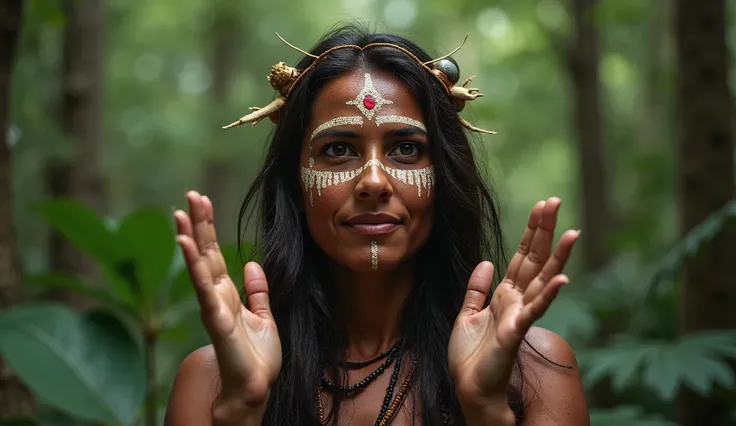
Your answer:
[371,240,378,270]
[300,159,435,205]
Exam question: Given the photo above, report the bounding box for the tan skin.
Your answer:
[165,69,589,425]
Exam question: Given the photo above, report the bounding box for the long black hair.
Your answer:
[237,24,523,425]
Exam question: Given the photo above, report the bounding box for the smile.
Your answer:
[343,213,402,235]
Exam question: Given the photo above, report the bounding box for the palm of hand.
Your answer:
[174,192,282,401]
[449,198,579,401]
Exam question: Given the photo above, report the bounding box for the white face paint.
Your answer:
[301,72,435,206]
[300,158,435,205]
[371,240,378,270]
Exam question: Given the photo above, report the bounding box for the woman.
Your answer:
[165,26,588,425]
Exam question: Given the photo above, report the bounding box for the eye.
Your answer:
[389,142,422,158]
[322,142,358,157]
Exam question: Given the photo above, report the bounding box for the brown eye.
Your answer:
[399,143,416,156]
[323,143,357,157]
[389,142,421,158]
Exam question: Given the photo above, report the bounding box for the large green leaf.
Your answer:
[0,304,146,426]
[25,273,138,318]
[115,208,176,304]
[33,198,122,267]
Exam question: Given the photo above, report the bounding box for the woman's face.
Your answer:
[299,68,435,272]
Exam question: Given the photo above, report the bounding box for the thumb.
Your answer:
[244,262,273,320]
[460,261,495,316]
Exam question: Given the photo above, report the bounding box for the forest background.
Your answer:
[0,0,735,425]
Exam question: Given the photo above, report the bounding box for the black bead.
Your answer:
[435,57,460,84]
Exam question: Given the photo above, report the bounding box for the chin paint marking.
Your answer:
[371,240,378,270]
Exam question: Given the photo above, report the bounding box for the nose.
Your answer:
[354,160,393,202]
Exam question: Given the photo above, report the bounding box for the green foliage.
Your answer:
[589,406,677,426]
[0,305,145,425]
[648,199,736,297]
[116,208,177,307]
[580,331,736,400]
[1,200,253,426]
[0,419,39,426]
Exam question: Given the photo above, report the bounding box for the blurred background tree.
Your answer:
[0,0,735,424]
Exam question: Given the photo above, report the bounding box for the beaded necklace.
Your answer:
[317,344,417,425]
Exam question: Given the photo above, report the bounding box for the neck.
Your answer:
[330,261,414,360]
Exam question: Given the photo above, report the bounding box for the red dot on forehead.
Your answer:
[363,95,376,110]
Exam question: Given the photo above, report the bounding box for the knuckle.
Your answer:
[201,239,219,253]
[517,242,531,255]
[527,249,545,264]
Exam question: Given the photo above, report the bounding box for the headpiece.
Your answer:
[222,33,496,135]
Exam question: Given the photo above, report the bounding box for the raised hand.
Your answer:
[174,191,282,411]
[448,197,579,407]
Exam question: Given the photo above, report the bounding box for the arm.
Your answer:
[164,345,266,426]
[517,327,589,426]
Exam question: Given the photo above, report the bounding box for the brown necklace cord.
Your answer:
[377,360,417,426]
[316,360,418,426]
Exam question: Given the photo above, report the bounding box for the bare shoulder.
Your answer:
[164,345,222,426]
[514,326,590,426]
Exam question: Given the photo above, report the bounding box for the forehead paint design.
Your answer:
[309,116,363,142]
[300,159,435,205]
[374,115,427,132]
[371,241,378,270]
[345,73,393,120]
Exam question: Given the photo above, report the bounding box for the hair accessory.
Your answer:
[222,33,495,134]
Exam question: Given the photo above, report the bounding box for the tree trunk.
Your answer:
[567,0,617,409]
[62,0,104,211]
[675,1,736,425]
[0,0,35,418]
[50,0,105,290]
[568,0,610,273]
[204,9,240,239]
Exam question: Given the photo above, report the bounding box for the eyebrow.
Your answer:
[312,129,362,141]
[385,127,428,138]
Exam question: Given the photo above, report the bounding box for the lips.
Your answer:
[343,213,402,235]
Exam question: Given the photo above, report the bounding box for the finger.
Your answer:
[514,197,561,290]
[200,195,228,276]
[516,274,568,332]
[187,191,227,278]
[504,201,545,284]
[173,209,193,238]
[460,261,495,316]
[243,262,273,320]
[176,235,219,313]
[523,229,580,304]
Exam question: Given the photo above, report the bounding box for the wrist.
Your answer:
[458,395,515,426]
[211,394,268,426]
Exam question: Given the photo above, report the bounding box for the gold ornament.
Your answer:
[267,62,299,96]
